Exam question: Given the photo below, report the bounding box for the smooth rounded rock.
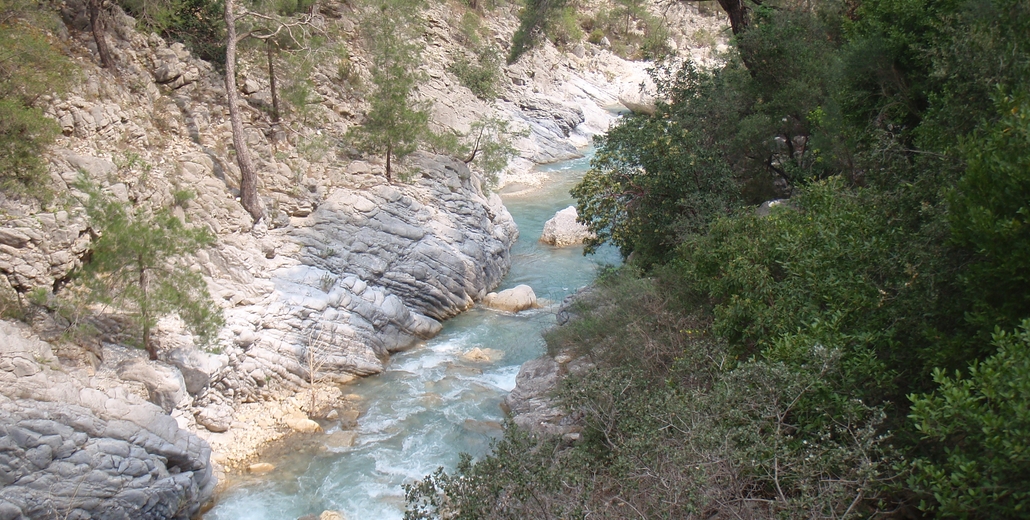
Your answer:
[540,206,593,247]
[482,285,537,313]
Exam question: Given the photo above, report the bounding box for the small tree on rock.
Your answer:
[76,181,223,360]
[348,0,430,183]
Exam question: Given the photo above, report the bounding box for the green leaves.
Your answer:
[572,65,738,267]
[348,0,430,182]
[0,9,71,200]
[75,181,223,356]
[949,95,1030,331]
[909,321,1030,518]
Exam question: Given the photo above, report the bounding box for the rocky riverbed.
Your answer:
[0,0,726,516]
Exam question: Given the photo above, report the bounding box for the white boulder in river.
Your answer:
[540,206,593,247]
[483,284,538,313]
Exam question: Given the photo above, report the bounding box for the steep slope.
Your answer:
[0,0,726,515]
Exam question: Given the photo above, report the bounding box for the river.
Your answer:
[205,151,619,519]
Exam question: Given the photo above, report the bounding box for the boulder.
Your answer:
[618,93,657,116]
[248,462,276,474]
[284,412,322,433]
[540,206,593,247]
[462,347,503,363]
[116,358,188,413]
[482,285,537,313]
[756,198,790,217]
[195,403,234,433]
[504,354,592,436]
[166,348,229,395]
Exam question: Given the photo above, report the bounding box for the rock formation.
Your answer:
[540,206,593,247]
[0,321,214,520]
[482,285,538,313]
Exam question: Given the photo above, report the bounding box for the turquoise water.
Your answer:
[204,152,618,520]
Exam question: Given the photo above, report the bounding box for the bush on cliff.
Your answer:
[0,4,71,201]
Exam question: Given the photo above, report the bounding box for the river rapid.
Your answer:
[205,152,619,519]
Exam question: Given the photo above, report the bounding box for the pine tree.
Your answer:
[349,0,430,183]
[76,182,223,360]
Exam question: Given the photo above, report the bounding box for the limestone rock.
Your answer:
[116,358,189,413]
[166,348,228,395]
[540,206,593,247]
[196,404,234,433]
[248,462,276,474]
[503,355,589,437]
[0,320,214,519]
[462,347,503,363]
[325,430,357,449]
[618,93,657,116]
[483,285,537,313]
[284,412,322,433]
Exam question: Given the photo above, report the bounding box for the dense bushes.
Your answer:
[407,0,1030,517]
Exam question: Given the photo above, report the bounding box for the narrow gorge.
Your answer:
[0,0,726,518]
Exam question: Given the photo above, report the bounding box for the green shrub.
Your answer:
[909,320,1030,518]
[545,7,581,47]
[118,0,226,66]
[949,94,1030,333]
[0,11,71,201]
[74,180,223,359]
[677,177,966,403]
[447,47,501,100]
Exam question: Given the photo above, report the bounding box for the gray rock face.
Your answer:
[115,359,188,413]
[0,321,214,520]
[510,97,587,164]
[540,206,593,247]
[196,153,519,414]
[503,355,587,437]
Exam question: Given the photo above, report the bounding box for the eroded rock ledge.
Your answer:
[0,321,214,520]
[187,152,518,461]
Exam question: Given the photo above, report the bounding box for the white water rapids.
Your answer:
[205,152,619,519]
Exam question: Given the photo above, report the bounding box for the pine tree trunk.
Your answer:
[716,0,753,35]
[385,142,393,184]
[225,0,264,223]
[267,42,281,123]
[139,257,156,360]
[88,0,115,69]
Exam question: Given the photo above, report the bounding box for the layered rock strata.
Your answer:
[0,321,214,520]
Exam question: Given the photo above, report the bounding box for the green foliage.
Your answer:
[573,63,739,267]
[411,1,1030,516]
[0,8,71,200]
[349,0,431,182]
[677,177,971,402]
[949,95,1030,333]
[909,320,1030,519]
[545,6,581,48]
[75,181,223,357]
[448,46,501,100]
[0,101,59,200]
[507,0,571,63]
[119,0,227,65]
[589,3,672,60]
[407,273,897,518]
[461,117,525,190]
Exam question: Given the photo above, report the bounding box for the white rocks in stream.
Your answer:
[541,206,593,247]
[482,285,538,313]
